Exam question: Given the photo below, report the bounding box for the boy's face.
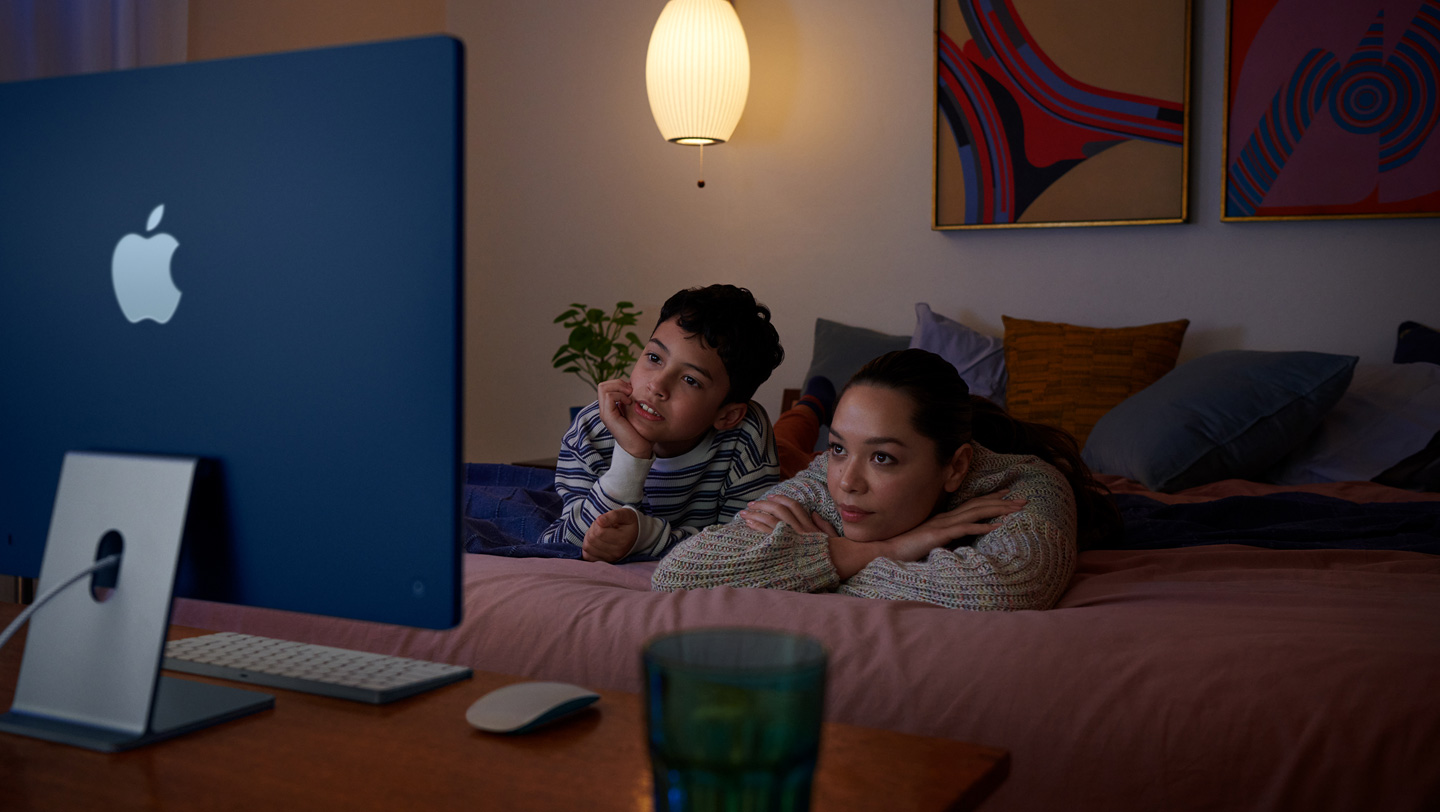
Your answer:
[626,317,747,458]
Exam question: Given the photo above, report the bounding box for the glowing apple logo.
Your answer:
[111,204,181,324]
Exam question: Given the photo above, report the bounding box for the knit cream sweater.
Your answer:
[651,444,1078,611]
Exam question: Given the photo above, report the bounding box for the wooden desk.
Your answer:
[0,604,1008,811]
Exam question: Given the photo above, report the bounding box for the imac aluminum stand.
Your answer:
[0,452,273,752]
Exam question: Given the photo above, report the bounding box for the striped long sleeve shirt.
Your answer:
[539,400,781,558]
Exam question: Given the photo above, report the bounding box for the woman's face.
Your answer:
[825,384,968,543]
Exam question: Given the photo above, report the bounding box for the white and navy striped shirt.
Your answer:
[540,400,780,558]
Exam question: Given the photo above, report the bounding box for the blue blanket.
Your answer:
[461,463,663,561]
[461,464,1440,558]
[461,463,574,558]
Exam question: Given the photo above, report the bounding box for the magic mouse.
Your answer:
[465,681,600,734]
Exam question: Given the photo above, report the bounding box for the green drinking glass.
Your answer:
[643,628,828,812]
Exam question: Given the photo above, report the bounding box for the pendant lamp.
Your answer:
[645,0,750,186]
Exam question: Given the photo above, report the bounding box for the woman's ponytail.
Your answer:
[969,397,1121,548]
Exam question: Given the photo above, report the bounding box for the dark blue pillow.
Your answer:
[1082,350,1358,492]
[1395,321,1440,365]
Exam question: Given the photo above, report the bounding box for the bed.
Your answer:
[173,310,1440,812]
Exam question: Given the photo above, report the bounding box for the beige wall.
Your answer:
[455,0,1440,464]
[190,0,1440,465]
[188,0,445,60]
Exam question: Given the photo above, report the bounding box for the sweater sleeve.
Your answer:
[628,511,695,558]
[652,457,839,592]
[653,447,1079,611]
[840,450,1078,611]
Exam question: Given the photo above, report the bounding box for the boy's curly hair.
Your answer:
[656,285,784,404]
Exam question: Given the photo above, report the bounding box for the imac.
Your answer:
[0,36,464,749]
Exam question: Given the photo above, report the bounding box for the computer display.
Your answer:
[0,36,465,631]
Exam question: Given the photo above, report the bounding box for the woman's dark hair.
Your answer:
[657,284,784,404]
[847,349,1121,548]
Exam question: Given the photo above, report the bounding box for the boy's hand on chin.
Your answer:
[582,508,639,562]
[597,379,654,459]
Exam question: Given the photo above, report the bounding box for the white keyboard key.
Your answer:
[164,633,472,704]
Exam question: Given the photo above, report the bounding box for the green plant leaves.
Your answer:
[552,300,647,390]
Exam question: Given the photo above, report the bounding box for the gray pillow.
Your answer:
[803,318,911,390]
[1081,350,1358,492]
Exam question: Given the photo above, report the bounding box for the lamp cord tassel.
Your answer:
[697,144,705,189]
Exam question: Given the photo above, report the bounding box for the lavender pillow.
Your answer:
[909,303,1008,406]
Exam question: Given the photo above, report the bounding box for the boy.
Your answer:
[540,284,785,562]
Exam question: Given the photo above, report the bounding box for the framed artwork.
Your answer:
[933,0,1192,229]
[1223,0,1440,221]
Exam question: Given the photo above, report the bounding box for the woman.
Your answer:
[651,349,1119,610]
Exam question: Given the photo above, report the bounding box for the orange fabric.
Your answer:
[1002,316,1189,447]
[775,402,822,479]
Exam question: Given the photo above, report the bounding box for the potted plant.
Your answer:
[552,301,646,391]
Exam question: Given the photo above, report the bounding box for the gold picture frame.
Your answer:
[1221,0,1440,222]
[934,0,1193,229]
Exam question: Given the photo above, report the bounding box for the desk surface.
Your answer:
[0,603,1008,811]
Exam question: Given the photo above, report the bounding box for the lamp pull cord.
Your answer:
[698,144,705,189]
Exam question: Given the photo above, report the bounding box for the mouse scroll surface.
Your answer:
[465,681,600,734]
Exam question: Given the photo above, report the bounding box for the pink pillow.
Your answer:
[908,303,1008,406]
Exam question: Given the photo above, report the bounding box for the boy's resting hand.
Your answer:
[596,379,654,460]
[582,508,640,562]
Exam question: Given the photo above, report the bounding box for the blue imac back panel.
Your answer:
[0,36,464,629]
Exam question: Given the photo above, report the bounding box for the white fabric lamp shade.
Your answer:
[645,0,750,145]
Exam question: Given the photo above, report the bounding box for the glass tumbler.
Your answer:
[643,627,827,812]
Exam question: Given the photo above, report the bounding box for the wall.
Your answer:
[187,0,445,60]
[453,0,1439,463]
[190,0,1439,464]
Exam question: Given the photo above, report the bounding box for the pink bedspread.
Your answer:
[171,479,1440,812]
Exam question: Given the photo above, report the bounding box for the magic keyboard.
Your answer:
[163,632,472,704]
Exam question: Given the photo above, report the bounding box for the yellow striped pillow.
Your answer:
[1002,316,1189,447]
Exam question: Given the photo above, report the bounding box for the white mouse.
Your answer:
[465,681,600,734]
